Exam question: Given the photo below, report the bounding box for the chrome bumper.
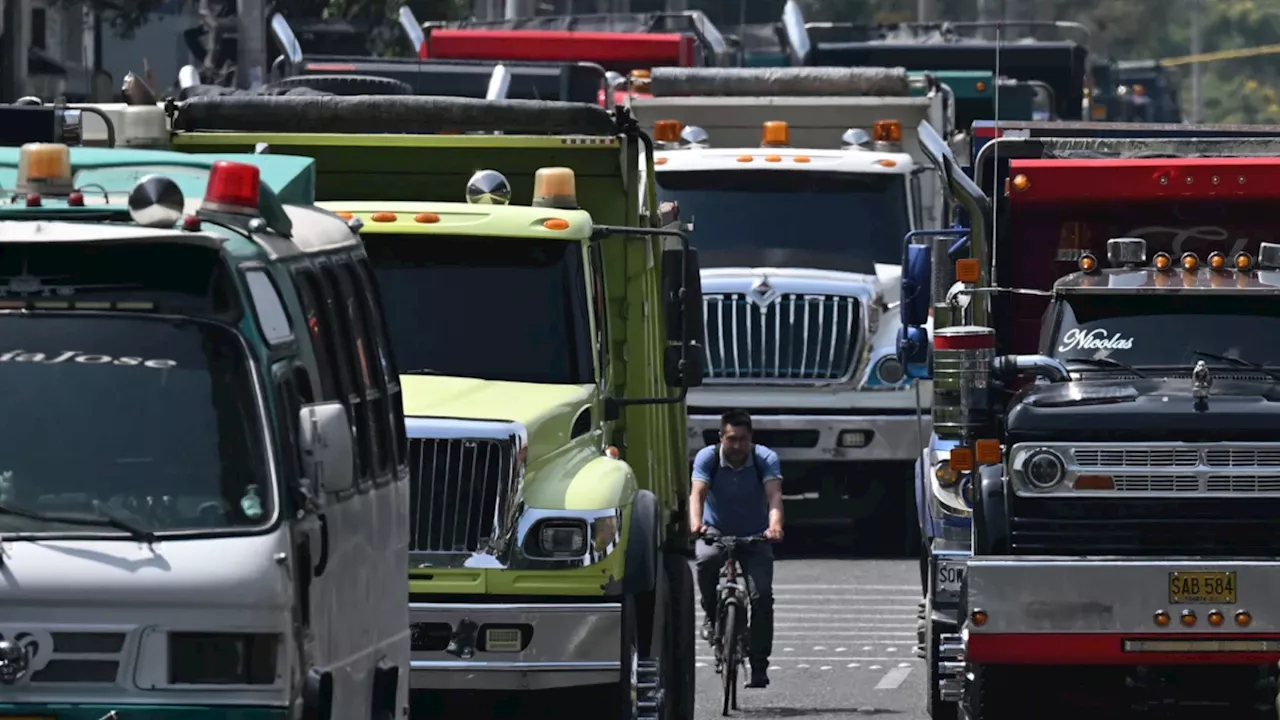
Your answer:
[409,602,621,691]
[687,412,931,462]
[966,559,1280,635]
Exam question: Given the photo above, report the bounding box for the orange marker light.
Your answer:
[1208,610,1224,627]
[335,211,354,220]
[1236,610,1253,627]
[955,258,980,283]
[655,157,668,165]
[975,81,987,92]
[793,156,811,163]
[765,155,782,163]
[1079,254,1098,272]
[876,159,898,168]
[1182,252,1199,271]
[1236,252,1254,271]
[1180,610,1197,627]
[414,213,440,224]
[872,120,903,143]
[975,439,1001,465]
[1011,174,1031,192]
[653,119,682,143]
[1153,252,1171,271]
[970,609,988,627]
[950,447,974,473]
[1209,252,1226,270]
[370,212,397,223]
[737,155,753,163]
[1153,610,1171,627]
[542,218,570,231]
[762,121,790,147]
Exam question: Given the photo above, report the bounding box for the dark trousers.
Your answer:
[695,539,774,664]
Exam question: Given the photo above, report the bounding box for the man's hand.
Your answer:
[765,525,784,542]
[691,519,707,536]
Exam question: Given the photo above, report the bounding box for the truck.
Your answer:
[166,94,701,719]
[634,66,943,549]
[0,124,409,719]
[903,125,1280,717]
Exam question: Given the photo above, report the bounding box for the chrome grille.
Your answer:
[1073,448,1199,468]
[701,293,860,381]
[408,437,514,553]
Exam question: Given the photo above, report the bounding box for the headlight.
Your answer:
[536,520,587,557]
[592,515,620,553]
[874,356,906,384]
[168,632,277,685]
[934,460,959,488]
[1024,451,1066,489]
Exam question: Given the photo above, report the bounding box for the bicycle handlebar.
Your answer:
[697,531,769,546]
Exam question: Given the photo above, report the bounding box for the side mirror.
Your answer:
[662,246,706,388]
[897,325,931,379]
[297,401,355,496]
[901,243,932,328]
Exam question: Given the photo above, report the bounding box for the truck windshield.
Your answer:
[365,234,593,385]
[1050,293,1280,371]
[0,315,272,536]
[655,169,909,274]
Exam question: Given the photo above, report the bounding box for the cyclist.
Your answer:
[690,409,784,689]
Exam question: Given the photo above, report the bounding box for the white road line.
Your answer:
[772,585,919,590]
[874,666,913,690]
[774,613,920,619]
[775,622,918,628]
[767,605,918,611]
[697,596,920,602]
[772,635,915,640]
[697,656,912,662]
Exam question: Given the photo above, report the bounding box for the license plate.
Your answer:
[937,560,966,596]
[485,628,522,652]
[1169,571,1237,604]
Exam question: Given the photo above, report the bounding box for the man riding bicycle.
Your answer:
[690,409,784,689]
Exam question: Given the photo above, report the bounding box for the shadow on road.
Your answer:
[738,708,904,717]
[773,528,922,561]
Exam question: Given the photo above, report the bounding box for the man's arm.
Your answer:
[761,450,784,540]
[689,448,713,534]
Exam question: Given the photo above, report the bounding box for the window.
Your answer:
[0,315,270,534]
[909,173,925,230]
[354,258,404,468]
[588,242,609,386]
[320,262,372,483]
[291,268,339,402]
[338,261,391,477]
[244,269,294,346]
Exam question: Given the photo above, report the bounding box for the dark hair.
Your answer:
[720,409,753,433]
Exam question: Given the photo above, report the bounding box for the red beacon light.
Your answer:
[201,161,261,215]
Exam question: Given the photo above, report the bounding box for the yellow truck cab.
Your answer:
[168,96,703,719]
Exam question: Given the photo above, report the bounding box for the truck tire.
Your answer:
[663,551,696,720]
[271,74,413,96]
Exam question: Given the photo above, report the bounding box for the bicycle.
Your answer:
[699,530,768,716]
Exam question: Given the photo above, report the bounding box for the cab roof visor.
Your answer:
[647,66,911,97]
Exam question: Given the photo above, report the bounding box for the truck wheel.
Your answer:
[270,74,414,96]
[663,551,696,720]
[617,595,640,719]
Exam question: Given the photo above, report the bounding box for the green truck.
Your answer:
[168,95,701,719]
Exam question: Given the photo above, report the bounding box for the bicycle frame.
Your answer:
[713,545,750,672]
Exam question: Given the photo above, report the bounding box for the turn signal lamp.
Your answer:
[872,120,902,143]
[934,461,959,488]
[654,119,682,143]
[1209,252,1226,270]
[1011,174,1030,192]
[1078,253,1098,273]
[1235,252,1254,271]
[970,609,988,627]
[17,142,73,196]
[1181,252,1199,272]
[1153,252,1172,271]
[532,167,577,210]
[955,258,980,283]
[762,121,790,147]
[975,80,987,92]
[974,439,1001,465]
[950,447,974,473]
[1074,475,1115,490]
[203,160,261,214]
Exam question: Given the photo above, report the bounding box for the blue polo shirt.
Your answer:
[692,444,782,536]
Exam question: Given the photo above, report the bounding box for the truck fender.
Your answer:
[974,464,1008,555]
[623,490,659,596]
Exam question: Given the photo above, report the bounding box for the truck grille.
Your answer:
[701,293,860,381]
[408,437,515,553]
[1008,496,1280,557]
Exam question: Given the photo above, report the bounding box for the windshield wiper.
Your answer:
[0,502,157,544]
[1192,350,1280,381]
[1064,356,1147,378]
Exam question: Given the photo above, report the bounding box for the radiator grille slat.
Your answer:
[701,293,859,381]
[409,437,512,553]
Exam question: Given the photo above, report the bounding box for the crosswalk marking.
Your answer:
[874,666,913,689]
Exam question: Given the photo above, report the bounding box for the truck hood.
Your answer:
[701,265,895,303]
[0,532,291,608]
[1007,377,1280,441]
[401,375,595,460]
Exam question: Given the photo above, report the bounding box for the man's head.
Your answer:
[719,410,753,466]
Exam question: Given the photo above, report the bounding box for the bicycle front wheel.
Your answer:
[720,603,738,716]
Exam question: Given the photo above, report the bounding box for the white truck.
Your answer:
[635,67,947,548]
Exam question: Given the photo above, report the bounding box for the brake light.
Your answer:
[203,161,260,214]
